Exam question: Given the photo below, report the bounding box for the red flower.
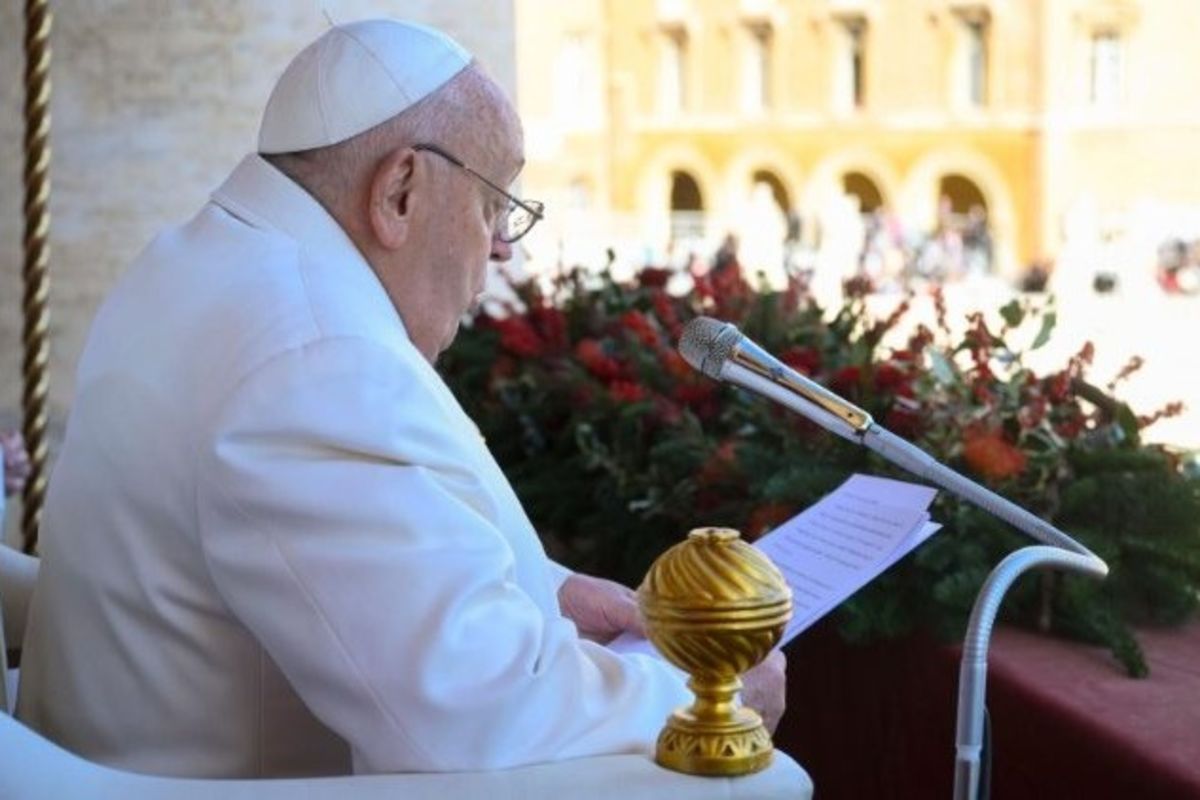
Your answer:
[972,381,997,406]
[964,312,996,356]
[781,346,822,376]
[873,362,909,392]
[698,440,740,486]
[1039,341,1094,407]
[963,428,1027,481]
[619,310,660,348]
[608,380,647,404]
[1054,416,1086,438]
[638,267,672,288]
[745,503,795,538]
[843,276,874,298]
[672,381,718,419]
[662,350,694,381]
[711,261,753,320]
[650,290,681,338]
[1017,396,1048,430]
[529,305,568,353]
[906,324,934,355]
[1046,372,1072,402]
[830,365,862,396]
[885,406,922,440]
[492,316,544,358]
[575,339,623,381]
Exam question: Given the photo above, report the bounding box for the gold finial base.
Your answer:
[639,527,792,777]
[656,705,774,776]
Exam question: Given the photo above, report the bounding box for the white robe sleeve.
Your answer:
[196,337,689,773]
[545,558,575,593]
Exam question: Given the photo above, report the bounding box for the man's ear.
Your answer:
[367,147,418,250]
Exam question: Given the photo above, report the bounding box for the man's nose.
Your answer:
[489,231,513,263]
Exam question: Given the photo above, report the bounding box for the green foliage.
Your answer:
[440,264,1199,677]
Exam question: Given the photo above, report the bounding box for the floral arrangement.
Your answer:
[440,261,1200,676]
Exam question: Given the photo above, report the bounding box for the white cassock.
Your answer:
[17,155,690,778]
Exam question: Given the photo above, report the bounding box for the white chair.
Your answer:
[0,543,37,713]
[0,545,812,799]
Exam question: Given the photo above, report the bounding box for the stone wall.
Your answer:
[0,0,514,542]
[0,0,515,428]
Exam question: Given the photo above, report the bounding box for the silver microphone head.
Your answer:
[678,317,741,379]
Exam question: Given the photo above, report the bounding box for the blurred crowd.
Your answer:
[1155,238,1200,295]
[853,202,993,289]
[689,200,1199,301]
[692,197,997,296]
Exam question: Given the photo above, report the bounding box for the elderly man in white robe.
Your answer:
[16,19,786,778]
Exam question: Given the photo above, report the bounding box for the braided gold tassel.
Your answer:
[20,0,53,554]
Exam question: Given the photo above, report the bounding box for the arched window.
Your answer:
[833,16,867,112]
[1090,30,1123,108]
[752,169,790,214]
[938,174,987,215]
[555,32,602,129]
[741,22,773,113]
[669,170,705,243]
[670,170,703,211]
[842,171,883,213]
[937,173,992,274]
[659,27,689,115]
[951,10,989,108]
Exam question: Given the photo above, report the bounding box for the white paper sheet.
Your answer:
[609,473,940,659]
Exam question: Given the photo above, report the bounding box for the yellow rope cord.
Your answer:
[21,0,53,553]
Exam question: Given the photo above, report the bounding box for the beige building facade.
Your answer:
[2,0,1197,439]
[0,0,516,426]
[516,0,1200,288]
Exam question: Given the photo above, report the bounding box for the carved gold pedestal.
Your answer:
[639,527,792,776]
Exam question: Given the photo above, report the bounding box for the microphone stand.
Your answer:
[861,424,1108,800]
[721,360,1109,800]
[952,546,1103,800]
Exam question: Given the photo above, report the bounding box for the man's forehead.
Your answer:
[499,108,526,178]
[474,112,524,179]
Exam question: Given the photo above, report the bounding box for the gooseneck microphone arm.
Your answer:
[678,316,1106,569]
[679,316,1108,800]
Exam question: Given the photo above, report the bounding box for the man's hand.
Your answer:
[558,572,786,731]
[558,573,644,644]
[741,650,787,734]
[1,430,31,497]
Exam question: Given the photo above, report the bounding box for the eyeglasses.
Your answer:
[413,143,544,243]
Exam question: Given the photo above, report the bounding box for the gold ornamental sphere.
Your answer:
[639,527,792,776]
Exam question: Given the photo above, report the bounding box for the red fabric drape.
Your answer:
[774,619,1200,799]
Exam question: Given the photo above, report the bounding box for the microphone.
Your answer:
[679,316,874,442]
[677,316,1107,571]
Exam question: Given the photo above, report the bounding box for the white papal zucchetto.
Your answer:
[258,18,472,155]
